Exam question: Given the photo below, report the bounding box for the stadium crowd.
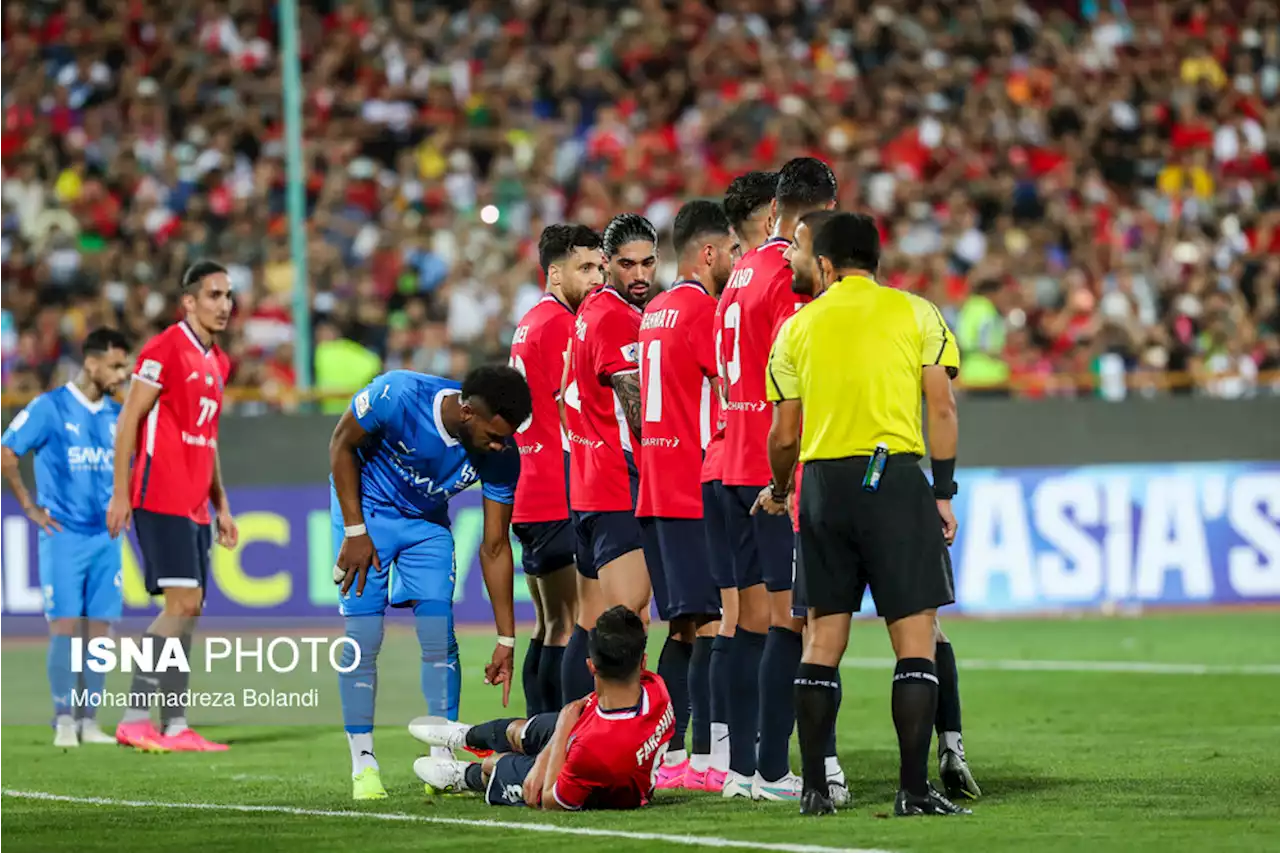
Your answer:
[3,0,1279,408]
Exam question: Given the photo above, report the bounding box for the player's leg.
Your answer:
[537,558,577,712]
[935,619,980,799]
[754,510,805,800]
[562,513,601,705]
[703,481,735,787]
[77,530,123,744]
[39,529,86,747]
[639,517,692,788]
[719,485,767,797]
[523,571,546,716]
[597,545,650,624]
[328,491,393,799]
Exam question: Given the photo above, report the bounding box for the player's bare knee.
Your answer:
[543,608,573,646]
[934,618,948,644]
[49,617,80,636]
[887,609,937,661]
[803,614,850,666]
[505,719,527,753]
[161,589,203,620]
[737,585,769,633]
[481,754,501,778]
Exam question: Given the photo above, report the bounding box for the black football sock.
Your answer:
[464,717,520,753]
[728,628,766,777]
[757,626,803,781]
[823,671,842,759]
[794,663,840,794]
[560,625,594,705]
[935,641,962,737]
[464,763,486,792]
[538,643,565,713]
[657,636,692,754]
[159,632,193,734]
[892,658,938,796]
[689,636,714,757]
[522,638,544,716]
[709,635,732,725]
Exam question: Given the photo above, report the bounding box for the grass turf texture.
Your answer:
[3,611,1279,853]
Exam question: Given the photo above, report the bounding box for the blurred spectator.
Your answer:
[1,0,1278,411]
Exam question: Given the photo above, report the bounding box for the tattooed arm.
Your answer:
[610,371,643,440]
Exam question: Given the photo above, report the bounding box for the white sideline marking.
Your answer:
[1,790,894,853]
[841,658,1280,676]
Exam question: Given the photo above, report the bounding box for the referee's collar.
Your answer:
[828,274,879,293]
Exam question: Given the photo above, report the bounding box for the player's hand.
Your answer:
[106,493,132,538]
[750,485,789,517]
[558,697,587,730]
[24,504,61,535]
[936,499,958,546]
[484,642,515,707]
[215,506,239,549]
[335,533,380,596]
[522,754,548,807]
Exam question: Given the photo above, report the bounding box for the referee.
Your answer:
[751,212,970,817]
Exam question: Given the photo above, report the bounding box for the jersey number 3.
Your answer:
[722,302,742,386]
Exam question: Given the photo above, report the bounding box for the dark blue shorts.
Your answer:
[717,485,794,592]
[134,509,211,596]
[512,521,576,577]
[485,712,559,806]
[571,510,643,580]
[641,517,720,621]
[701,481,735,590]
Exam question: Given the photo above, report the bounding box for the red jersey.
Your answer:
[700,401,726,483]
[636,282,717,518]
[129,322,230,523]
[550,670,674,811]
[509,293,574,524]
[714,238,810,486]
[567,286,642,512]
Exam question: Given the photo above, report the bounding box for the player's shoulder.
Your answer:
[382,370,458,395]
[898,289,946,328]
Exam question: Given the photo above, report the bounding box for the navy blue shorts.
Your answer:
[485,712,558,806]
[512,521,576,577]
[134,509,211,596]
[701,481,735,590]
[571,510,643,580]
[641,517,720,621]
[717,485,794,592]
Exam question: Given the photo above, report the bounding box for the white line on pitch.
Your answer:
[1,790,894,853]
[841,658,1280,676]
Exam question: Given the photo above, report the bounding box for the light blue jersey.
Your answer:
[1,383,122,622]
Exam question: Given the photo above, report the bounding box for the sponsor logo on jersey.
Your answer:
[138,359,163,383]
[67,446,113,470]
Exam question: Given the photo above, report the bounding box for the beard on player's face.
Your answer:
[791,264,817,297]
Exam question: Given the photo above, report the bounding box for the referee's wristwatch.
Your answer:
[768,480,791,503]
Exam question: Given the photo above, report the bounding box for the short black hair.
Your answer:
[723,171,777,230]
[812,212,880,273]
[82,327,130,356]
[588,605,647,682]
[672,200,731,257]
[775,158,838,214]
[798,209,840,241]
[538,224,602,275]
[181,260,229,294]
[461,364,533,429]
[602,213,657,258]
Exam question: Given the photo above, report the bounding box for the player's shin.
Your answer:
[522,638,545,716]
[757,625,803,782]
[892,657,939,797]
[688,635,714,772]
[340,613,385,774]
[414,600,461,757]
[120,632,166,725]
[656,634,692,766]
[935,640,963,748]
[709,634,733,772]
[561,624,594,705]
[538,644,565,712]
[795,663,841,797]
[159,631,194,736]
[47,630,75,725]
[727,626,765,777]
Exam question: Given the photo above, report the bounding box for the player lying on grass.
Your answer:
[410,605,674,810]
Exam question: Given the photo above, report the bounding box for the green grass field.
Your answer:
[4,611,1280,853]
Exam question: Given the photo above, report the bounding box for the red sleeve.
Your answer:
[692,299,718,379]
[132,334,172,388]
[766,264,808,341]
[591,308,641,383]
[550,737,600,811]
[545,313,574,399]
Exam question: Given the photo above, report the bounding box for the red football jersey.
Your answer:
[129,322,230,523]
[636,282,717,518]
[700,400,726,484]
[550,670,675,811]
[714,237,810,486]
[567,286,642,513]
[510,293,575,524]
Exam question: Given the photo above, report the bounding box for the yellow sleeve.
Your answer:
[766,316,801,402]
[907,293,960,371]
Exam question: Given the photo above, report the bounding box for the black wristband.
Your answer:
[931,457,957,499]
[769,480,792,501]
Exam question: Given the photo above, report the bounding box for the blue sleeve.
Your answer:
[480,444,521,505]
[351,373,404,435]
[1,395,54,456]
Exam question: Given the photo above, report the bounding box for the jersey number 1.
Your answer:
[641,340,662,423]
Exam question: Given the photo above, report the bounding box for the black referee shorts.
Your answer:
[795,455,955,623]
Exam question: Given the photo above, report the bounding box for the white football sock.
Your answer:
[941,731,963,755]
[710,722,730,771]
[121,708,150,724]
[163,717,188,737]
[689,753,711,773]
[348,732,378,775]
[664,749,688,766]
[825,755,843,779]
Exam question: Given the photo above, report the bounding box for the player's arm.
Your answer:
[756,320,802,516]
[330,376,399,594]
[478,448,521,705]
[541,698,588,810]
[609,370,643,440]
[915,294,961,544]
[596,312,644,439]
[558,342,572,430]
[0,397,60,534]
[107,356,165,537]
[208,446,238,548]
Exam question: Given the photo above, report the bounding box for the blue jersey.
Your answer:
[1,383,121,533]
[350,371,519,526]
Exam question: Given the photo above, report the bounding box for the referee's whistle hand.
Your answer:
[937,500,958,546]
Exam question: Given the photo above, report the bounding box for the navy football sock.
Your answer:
[757,626,803,782]
[538,644,565,713]
[657,636,692,754]
[560,625,594,705]
[522,638,544,716]
[689,636,714,757]
[728,628,766,777]
[464,718,520,753]
[464,763,486,792]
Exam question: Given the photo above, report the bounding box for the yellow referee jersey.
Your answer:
[766,275,960,461]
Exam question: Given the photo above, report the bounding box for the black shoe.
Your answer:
[894,784,972,816]
[800,788,836,816]
[939,749,981,800]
